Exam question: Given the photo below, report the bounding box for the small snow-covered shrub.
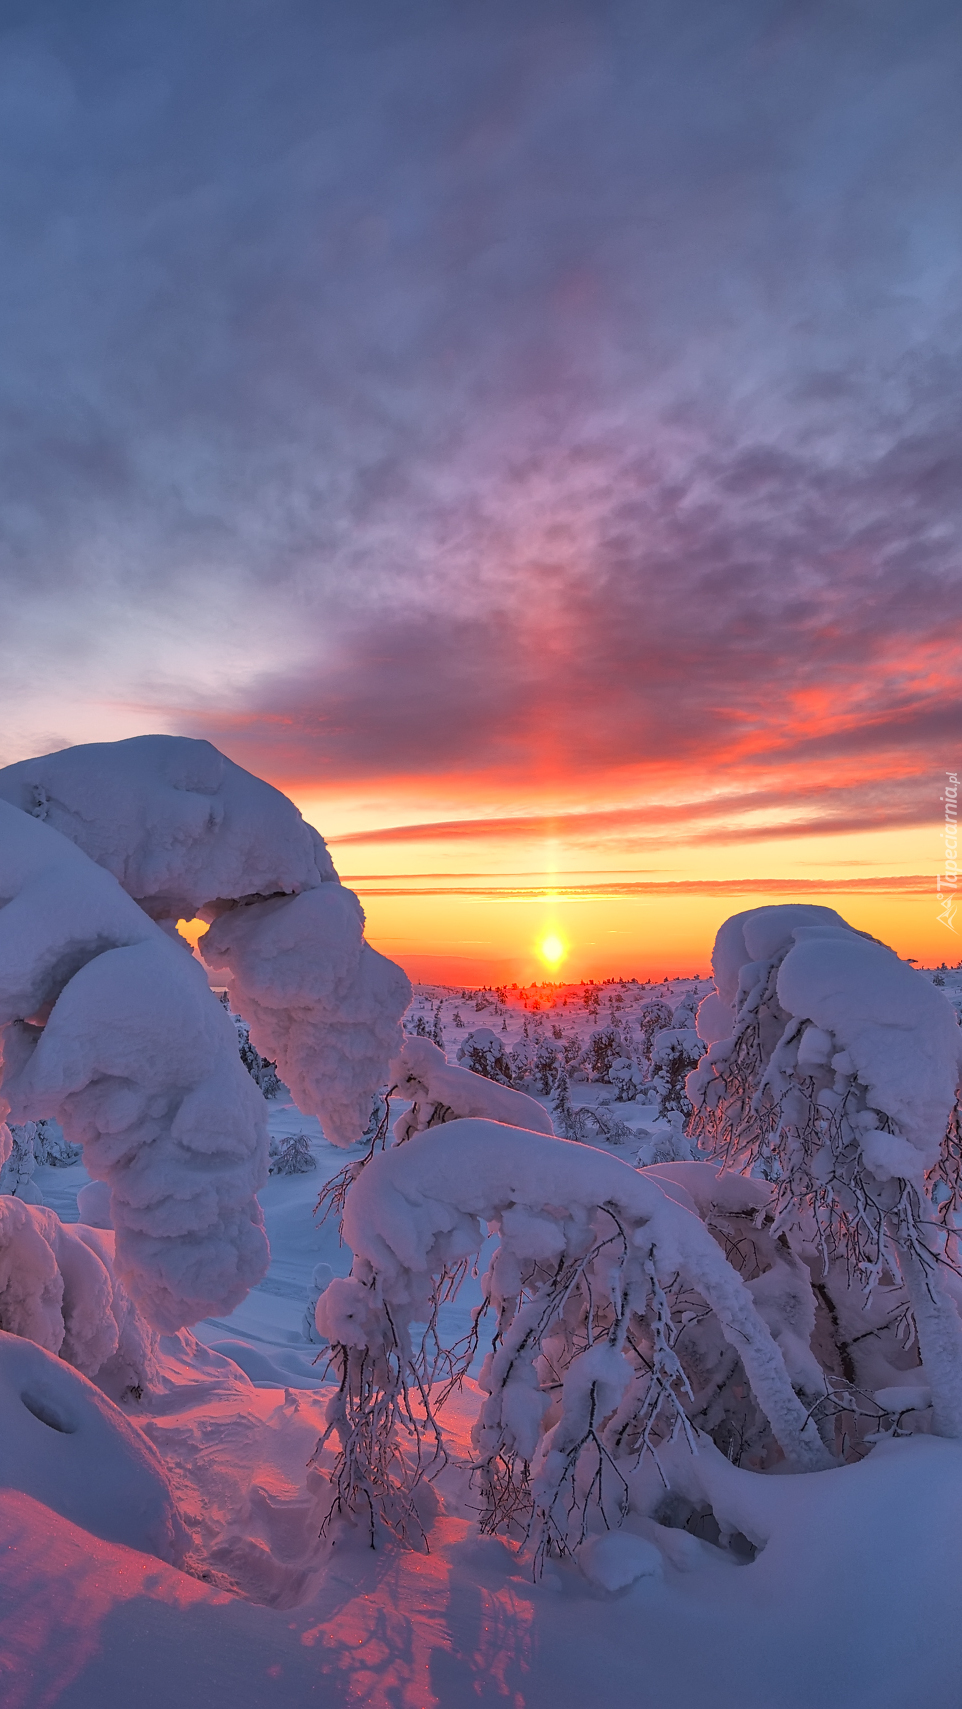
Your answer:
[312,1122,828,1563]
[456,1027,514,1085]
[269,1132,316,1175]
[585,1026,622,1082]
[31,1118,81,1167]
[638,999,674,1067]
[650,1029,704,1119]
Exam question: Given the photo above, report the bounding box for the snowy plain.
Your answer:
[4,971,962,1709]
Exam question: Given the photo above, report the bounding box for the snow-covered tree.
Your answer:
[688,904,962,1441]
[609,1056,644,1102]
[638,998,674,1067]
[532,1035,559,1095]
[550,1066,576,1139]
[268,1132,317,1175]
[390,1037,553,1144]
[31,1118,81,1167]
[223,1000,282,1098]
[586,1026,622,1082]
[650,1029,704,1119]
[456,1027,514,1085]
[0,1122,43,1202]
[0,734,411,1152]
[313,1123,829,1561]
[0,734,410,1347]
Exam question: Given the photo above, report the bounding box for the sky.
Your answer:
[1,0,960,983]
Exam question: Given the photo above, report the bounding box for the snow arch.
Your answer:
[0,735,411,1149]
[0,735,410,1336]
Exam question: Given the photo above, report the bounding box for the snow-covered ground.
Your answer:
[4,967,960,1708]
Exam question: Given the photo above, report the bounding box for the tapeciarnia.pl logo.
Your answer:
[937,770,958,933]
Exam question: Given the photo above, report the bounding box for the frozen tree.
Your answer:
[0,1122,43,1202]
[532,1035,559,1095]
[456,1027,514,1085]
[609,1057,644,1102]
[688,905,962,1440]
[650,1029,704,1119]
[227,1004,282,1098]
[0,735,411,1152]
[0,798,270,1331]
[431,1005,444,1048]
[269,1132,317,1175]
[312,1122,829,1561]
[638,998,674,1068]
[31,1118,81,1167]
[585,1026,622,1082]
[550,1067,576,1139]
[453,1009,464,1028]
[0,734,409,1348]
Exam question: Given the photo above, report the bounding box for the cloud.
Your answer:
[344,874,933,899]
[1,0,960,842]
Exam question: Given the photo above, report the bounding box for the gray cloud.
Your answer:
[1,0,960,828]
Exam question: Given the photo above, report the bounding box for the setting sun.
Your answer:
[537,931,567,970]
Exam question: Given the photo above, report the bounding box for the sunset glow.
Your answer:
[537,932,567,971]
[176,917,210,952]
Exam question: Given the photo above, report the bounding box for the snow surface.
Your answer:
[2,965,961,1705]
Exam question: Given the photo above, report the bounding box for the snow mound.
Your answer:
[0,1330,187,1562]
[577,1530,663,1591]
[77,1179,112,1228]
